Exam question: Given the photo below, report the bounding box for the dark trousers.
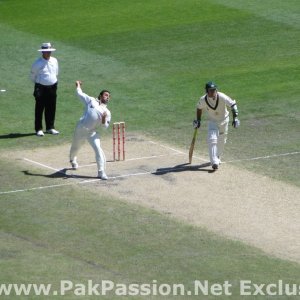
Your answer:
[34,83,57,132]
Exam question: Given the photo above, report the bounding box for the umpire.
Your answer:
[31,42,59,136]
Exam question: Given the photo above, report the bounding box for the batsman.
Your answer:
[193,81,240,170]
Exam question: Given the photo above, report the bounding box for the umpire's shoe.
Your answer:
[36,130,44,136]
[46,129,59,135]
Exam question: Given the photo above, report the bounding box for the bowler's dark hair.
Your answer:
[98,90,110,99]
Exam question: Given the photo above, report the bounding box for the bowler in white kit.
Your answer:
[194,81,240,170]
[70,81,111,180]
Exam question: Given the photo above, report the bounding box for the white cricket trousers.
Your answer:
[70,124,106,172]
[207,118,229,165]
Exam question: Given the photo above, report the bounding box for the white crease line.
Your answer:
[148,140,208,162]
[68,152,184,169]
[24,158,64,174]
[0,171,153,195]
[0,182,76,194]
[110,171,151,179]
[0,178,105,195]
[224,151,300,163]
[126,152,183,161]
[148,141,184,154]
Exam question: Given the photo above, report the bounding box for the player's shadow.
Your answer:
[153,162,215,175]
[0,133,36,139]
[22,168,97,180]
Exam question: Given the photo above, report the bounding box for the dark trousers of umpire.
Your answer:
[34,83,57,132]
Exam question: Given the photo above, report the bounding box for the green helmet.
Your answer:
[205,81,218,92]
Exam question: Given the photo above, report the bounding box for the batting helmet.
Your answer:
[205,81,218,92]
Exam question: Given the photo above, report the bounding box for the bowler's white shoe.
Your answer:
[98,170,108,180]
[36,130,44,136]
[70,160,78,170]
[47,129,59,135]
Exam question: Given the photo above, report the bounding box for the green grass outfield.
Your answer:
[0,0,300,299]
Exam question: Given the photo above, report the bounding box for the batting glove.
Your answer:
[232,118,240,128]
[193,120,201,129]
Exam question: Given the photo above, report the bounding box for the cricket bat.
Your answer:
[188,128,198,164]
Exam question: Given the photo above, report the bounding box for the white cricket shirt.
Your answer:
[76,87,111,131]
[197,92,236,122]
[31,56,59,85]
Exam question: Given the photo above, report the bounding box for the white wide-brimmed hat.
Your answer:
[38,42,56,52]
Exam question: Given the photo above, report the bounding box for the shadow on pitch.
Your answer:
[22,168,97,180]
[0,133,36,139]
[153,162,215,175]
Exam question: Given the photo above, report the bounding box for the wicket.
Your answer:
[113,122,125,161]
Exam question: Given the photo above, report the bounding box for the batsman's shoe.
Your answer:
[212,163,219,170]
[70,160,78,170]
[46,129,59,135]
[36,130,44,136]
[98,170,108,180]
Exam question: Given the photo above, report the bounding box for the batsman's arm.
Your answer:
[193,108,202,128]
[231,103,240,128]
[231,103,238,119]
[196,108,202,121]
